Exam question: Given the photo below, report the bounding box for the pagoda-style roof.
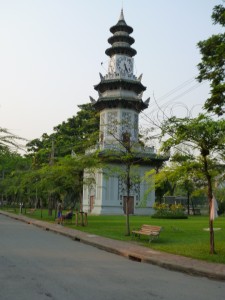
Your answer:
[98,149,169,167]
[91,10,150,113]
[105,9,136,58]
[109,9,133,34]
[93,97,148,112]
[94,78,146,94]
[105,46,136,57]
[108,35,135,46]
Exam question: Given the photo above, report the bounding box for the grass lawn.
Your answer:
[2,207,225,264]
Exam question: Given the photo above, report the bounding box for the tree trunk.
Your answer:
[191,198,195,215]
[203,155,215,254]
[208,179,215,254]
[209,218,215,254]
[79,191,83,212]
[187,190,190,215]
[40,198,43,219]
[48,194,53,216]
[125,197,130,236]
[125,165,131,236]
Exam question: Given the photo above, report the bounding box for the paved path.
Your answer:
[1,211,225,281]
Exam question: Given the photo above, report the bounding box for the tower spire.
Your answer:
[119,8,125,21]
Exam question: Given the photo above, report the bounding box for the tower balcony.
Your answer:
[85,142,155,155]
[104,72,137,80]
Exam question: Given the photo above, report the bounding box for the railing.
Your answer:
[85,143,155,154]
[103,73,137,81]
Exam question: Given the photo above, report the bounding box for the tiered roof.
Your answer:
[92,10,148,113]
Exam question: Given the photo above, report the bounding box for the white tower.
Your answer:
[83,10,165,215]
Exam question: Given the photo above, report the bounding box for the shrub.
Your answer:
[152,202,188,219]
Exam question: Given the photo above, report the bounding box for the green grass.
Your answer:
[2,207,225,264]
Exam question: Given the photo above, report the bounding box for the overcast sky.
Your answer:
[0,0,222,143]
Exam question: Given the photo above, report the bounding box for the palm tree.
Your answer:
[0,128,25,152]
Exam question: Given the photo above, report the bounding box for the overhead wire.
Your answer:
[140,77,205,127]
[149,77,195,104]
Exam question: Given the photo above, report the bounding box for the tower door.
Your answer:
[123,196,134,214]
[90,196,94,212]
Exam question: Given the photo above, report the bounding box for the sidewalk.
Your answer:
[1,211,225,281]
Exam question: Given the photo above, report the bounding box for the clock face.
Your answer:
[116,56,133,75]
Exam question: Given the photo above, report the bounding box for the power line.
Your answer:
[152,77,196,103]
[140,77,205,125]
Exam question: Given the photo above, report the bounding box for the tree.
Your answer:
[104,144,140,236]
[26,103,99,167]
[154,152,217,215]
[53,103,99,155]
[24,103,100,212]
[160,114,225,254]
[0,151,32,205]
[154,165,178,198]
[0,104,100,211]
[101,125,167,236]
[197,2,225,115]
[0,128,25,152]
[168,153,196,213]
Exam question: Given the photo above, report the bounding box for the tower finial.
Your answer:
[119,8,125,21]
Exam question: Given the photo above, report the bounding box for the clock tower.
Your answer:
[83,10,165,215]
[94,9,149,151]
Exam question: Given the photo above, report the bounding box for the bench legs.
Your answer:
[132,233,159,243]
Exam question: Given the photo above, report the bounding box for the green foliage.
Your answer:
[212,3,225,26]
[197,3,225,115]
[0,128,26,151]
[160,114,225,253]
[160,116,225,193]
[53,103,99,155]
[214,186,225,214]
[0,151,101,210]
[152,202,187,219]
[26,103,99,166]
[1,103,101,209]
[0,151,32,204]
[153,151,222,208]
[161,114,225,155]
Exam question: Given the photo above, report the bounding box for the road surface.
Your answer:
[0,214,224,300]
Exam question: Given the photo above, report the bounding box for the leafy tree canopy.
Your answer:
[26,103,99,165]
[161,114,225,157]
[197,2,225,115]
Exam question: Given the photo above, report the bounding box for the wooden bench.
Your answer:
[132,224,163,243]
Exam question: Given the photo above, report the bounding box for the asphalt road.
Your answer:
[0,214,224,300]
